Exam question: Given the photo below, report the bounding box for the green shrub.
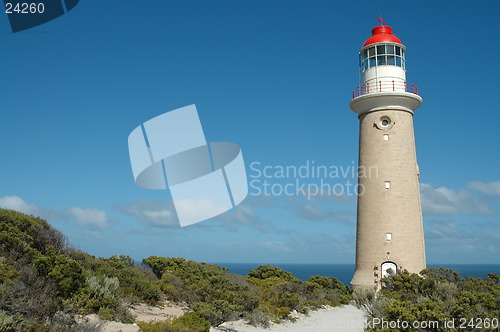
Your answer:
[137,319,180,332]
[97,308,115,321]
[173,312,210,332]
[87,276,119,299]
[193,300,238,326]
[248,265,298,281]
[143,257,259,325]
[0,310,17,332]
[272,291,300,310]
[364,269,500,332]
[137,315,209,332]
[84,256,162,303]
[0,259,19,285]
[245,307,271,327]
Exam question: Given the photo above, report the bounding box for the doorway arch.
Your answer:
[381,261,397,278]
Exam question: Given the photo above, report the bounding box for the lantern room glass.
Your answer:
[360,43,405,72]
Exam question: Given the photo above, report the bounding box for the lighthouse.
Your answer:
[349,22,426,289]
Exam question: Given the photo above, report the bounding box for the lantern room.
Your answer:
[349,22,422,115]
[352,24,420,101]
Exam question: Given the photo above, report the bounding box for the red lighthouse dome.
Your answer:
[362,25,402,48]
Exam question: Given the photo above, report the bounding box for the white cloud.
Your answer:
[286,198,355,225]
[425,220,464,240]
[0,195,111,230]
[420,183,492,215]
[0,195,39,214]
[255,241,293,253]
[120,199,290,233]
[143,209,174,221]
[174,198,227,226]
[218,203,276,233]
[297,204,325,220]
[120,201,179,227]
[426,219,500,254]
[68,207,109,229]
[221,204,258,225]
[468,181,500,196]
[218,196,354,233]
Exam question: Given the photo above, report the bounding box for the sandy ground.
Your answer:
[77,304,366,332]
[211,305,366,332]
[76,314,140,332]
[76,301,189,331]
[129,302,189,322]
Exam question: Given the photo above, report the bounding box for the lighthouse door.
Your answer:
[381,261,397,278]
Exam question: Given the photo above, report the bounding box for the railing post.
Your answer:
[392,80,394,91]
[379,81,382,92]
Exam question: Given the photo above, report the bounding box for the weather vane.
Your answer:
[377,16,387,25]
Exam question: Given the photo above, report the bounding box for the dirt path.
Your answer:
[211,305,366,332]
[77,304,366,332]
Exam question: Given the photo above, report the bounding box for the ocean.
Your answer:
[217,263,500,285]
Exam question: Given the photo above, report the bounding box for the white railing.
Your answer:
[352,81,419,98]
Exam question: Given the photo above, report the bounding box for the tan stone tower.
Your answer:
[349,23,426,289]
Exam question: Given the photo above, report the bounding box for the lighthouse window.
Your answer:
[377,56,386,66]
[386,45,395,54]
[368,46,375,57]
[377,45,385,55]
[378,116,393,129]
[387,56,395,66]
[395,46,401,56]
[396,57,402,67]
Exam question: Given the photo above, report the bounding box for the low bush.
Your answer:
[0,209,359,330]
[362,268,500,332]
[137,312,210,332]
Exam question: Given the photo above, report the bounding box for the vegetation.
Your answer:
[0,209,156,330]
[137,312,210,332]
[2,208,497,332]
[0,208,352,330]
[245,265,352,324]
[142,258,352,326]
[355,268,500,332]
[143,256,260,326]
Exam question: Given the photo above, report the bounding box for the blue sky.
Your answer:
[0,0,499,265]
